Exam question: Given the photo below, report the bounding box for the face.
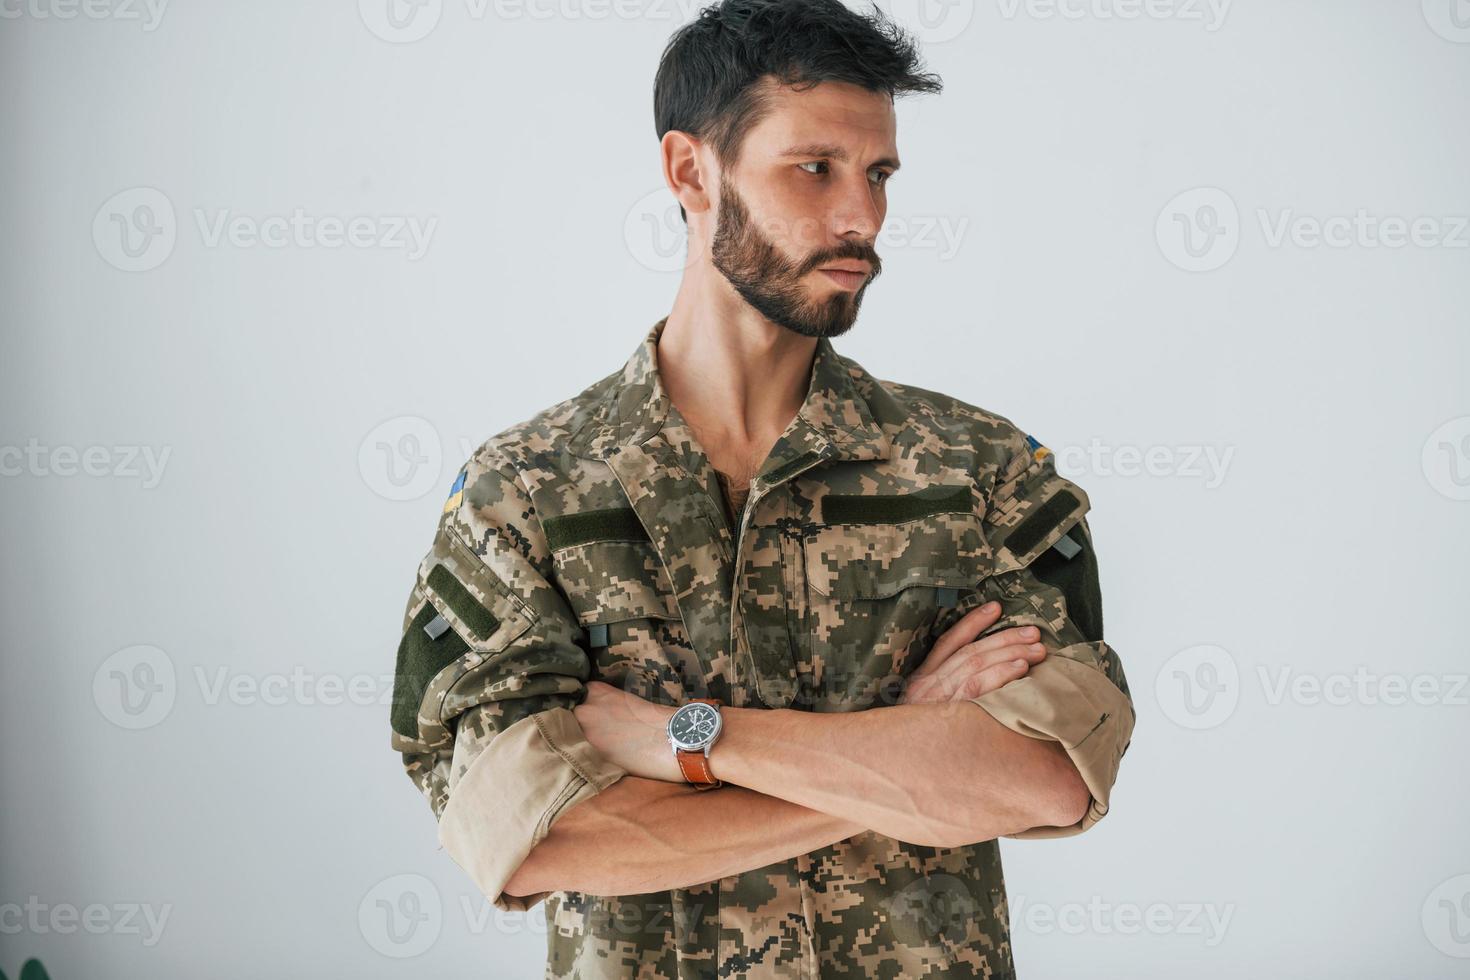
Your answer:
[707,80,897,339]
[668,702,721,747]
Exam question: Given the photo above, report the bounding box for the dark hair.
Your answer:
[654,0,942,220]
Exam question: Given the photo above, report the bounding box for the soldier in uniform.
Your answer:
[389,1,1135,976]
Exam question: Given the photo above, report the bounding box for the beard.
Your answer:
[709,174,881,339]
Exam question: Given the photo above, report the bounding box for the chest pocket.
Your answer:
[542,506,686,699]
[802,485,991,708]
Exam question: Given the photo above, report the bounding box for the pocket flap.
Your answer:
[392,534,537,743]
[986,466,1092,575]
[551,539,681,625]
[420,532,536,652]
[805,511,990,599]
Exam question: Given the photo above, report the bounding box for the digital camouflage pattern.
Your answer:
[390,315,1133,978]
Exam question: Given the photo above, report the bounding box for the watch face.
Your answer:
[668,702,721,750]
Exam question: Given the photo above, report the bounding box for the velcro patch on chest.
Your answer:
[542,507,651,549]
[820,483,974,525]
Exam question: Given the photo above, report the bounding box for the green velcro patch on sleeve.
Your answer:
[542,507,650,550]
[391,599,470,739]
[1032,530,1104,643]
[822,484,973,525]
[426,563,500,640]
[1005,489,1082,561]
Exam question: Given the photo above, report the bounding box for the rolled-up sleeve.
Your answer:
[951,427,1136,838]
[390,449,626,911]
[969,637,1133,838]
[438,705,626,911]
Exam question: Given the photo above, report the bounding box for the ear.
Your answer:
[661,130,713,218]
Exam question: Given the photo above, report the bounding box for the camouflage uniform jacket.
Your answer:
[390,316,1135,979]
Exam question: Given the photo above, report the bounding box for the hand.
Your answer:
[573,680,683,782]
[899,601,1047,704]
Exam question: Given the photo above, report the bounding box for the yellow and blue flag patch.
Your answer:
[442,469,466,514]
[1025,433,1051,463]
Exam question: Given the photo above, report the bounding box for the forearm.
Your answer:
[707,701,1089,849]
[504,774,866,900]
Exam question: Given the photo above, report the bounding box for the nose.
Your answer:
[831,172,882,243]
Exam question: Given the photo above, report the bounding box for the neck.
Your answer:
[657,275,817,478]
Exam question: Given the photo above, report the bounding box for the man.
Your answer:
[389,0,1135,975]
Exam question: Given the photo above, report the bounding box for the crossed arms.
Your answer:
[403,446,1135,913]
[504,602,1098,903]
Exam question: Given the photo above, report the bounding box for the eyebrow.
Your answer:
[779,143,901,172]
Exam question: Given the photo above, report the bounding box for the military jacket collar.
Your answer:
[566,316,892,473]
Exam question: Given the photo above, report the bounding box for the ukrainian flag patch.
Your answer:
[1024,433,1052,463]
[442,469,466,514]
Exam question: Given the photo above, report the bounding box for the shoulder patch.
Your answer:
[442,469,466,514]
[1024,433,1051,463]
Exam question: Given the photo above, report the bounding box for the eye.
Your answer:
[798,161,829,176]
[869,168,894,187]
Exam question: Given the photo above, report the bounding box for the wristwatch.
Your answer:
[666,697,724,790]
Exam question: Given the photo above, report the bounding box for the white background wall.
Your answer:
[2,0,1467,976]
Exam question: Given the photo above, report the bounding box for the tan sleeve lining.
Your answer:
[968,653,1134,839]
[437,706,627,912]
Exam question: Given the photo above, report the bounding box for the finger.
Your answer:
[919,601,1003,675]
[928,627,1045,685]
[912,655,1031,703]
[954,658,1032,700]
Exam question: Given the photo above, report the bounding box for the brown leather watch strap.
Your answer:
[676,749,721,789]
[676,697,723,790]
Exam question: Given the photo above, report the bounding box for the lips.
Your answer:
[819,267,867,291]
